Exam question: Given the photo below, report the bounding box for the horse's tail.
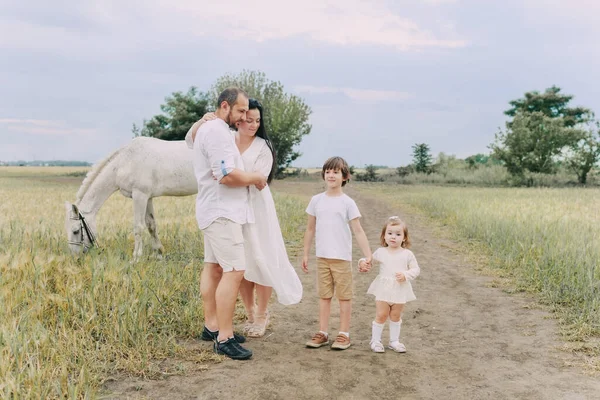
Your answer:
[76,145,123,203]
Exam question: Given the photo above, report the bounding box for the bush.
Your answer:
[354,165,383,182]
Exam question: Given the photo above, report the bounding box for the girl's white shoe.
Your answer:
[388,341,406,353]
[370,340,385,353]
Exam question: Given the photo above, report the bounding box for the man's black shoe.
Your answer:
[200,326,246,343]
[214,338,253,360]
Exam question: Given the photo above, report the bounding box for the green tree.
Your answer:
[491,112,582,176]
[132,87,211,140]
[396,165,414,177]
[565,122,600,184]
[412,143,432,173]
[354,164,383,182]
[211,70,312,176]
[505,85,593,127]
[465,153,490,169]
[431,152,465,174]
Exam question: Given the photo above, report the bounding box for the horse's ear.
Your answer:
[66,202,78,214]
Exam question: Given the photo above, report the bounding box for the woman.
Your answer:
[186,99,302,338]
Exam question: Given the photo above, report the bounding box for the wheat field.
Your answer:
[0,167,306,398]
[363,184,600,342]
[2,168,600,397]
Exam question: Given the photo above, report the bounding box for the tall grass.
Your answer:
[363,184,600,339]
[0,168,307,398]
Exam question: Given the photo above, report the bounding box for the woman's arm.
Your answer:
[184,112,217,148]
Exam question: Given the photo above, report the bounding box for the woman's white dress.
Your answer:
[366,247,420,304]
[186,127,302,305]
[239,135,303,305]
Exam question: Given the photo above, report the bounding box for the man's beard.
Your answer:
[226,110,238,130]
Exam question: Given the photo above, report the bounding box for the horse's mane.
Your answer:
[76,146,122,203]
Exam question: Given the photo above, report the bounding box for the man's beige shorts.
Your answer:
[203,218,246,272]
[317,257,353,300]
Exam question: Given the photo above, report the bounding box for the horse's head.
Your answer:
[64,202,97,254]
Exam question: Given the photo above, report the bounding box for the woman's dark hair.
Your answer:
[249,98,277,183]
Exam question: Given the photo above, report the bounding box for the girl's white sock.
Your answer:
[389,319,402,343]
[371,321,384,343]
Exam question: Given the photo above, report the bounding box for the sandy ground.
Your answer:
[104,182,600,400]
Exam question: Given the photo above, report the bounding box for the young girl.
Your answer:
[359,216,420,353]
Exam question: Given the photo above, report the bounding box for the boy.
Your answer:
[302,156,372,350]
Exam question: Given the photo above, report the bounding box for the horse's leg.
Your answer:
[145,198,165,255]
[132,190,149,261]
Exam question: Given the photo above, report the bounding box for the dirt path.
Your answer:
[106,182,600,400]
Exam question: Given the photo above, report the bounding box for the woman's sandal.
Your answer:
[370,340,385,353]
[243,319,254,334]
[247,311,270,338]
[243,310,255,334]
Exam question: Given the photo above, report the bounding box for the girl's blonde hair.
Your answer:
[380,216,410,248]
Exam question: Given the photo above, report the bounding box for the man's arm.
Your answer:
[350,218,372,265]
[221,169,267,189]
[302,215,316,273]
[203,125,266,190]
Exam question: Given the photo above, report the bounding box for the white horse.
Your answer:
[65,137,197,260]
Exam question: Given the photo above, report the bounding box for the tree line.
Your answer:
[384,86,599,185]
[136,73,598,186]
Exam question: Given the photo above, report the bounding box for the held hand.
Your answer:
[358,259,366,272]
[358,257,372,272]
[365,257,372,271]
[358,258,368,272]
[301,256,309,273]
[396,272,406,282]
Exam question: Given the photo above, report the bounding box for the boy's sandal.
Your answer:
[370,340,385,353]
[247,311,270,338]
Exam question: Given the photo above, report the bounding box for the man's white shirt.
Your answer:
[193,119,254,230]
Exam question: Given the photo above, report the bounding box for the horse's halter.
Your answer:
[68,208,97,250]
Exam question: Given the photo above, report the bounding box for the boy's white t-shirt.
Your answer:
[306,192,361,261]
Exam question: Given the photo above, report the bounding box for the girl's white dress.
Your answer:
[238,135,303,305]
[367,247,420,304]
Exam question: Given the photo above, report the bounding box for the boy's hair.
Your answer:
[321,156,351,186]
[380,216,411,248]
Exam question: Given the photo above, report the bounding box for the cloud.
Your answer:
[0,118,96,136]
[294,85,413,102]
[0,0,467,54]
[421,0,457,3]
[0,118,58,126]
[176,0,467,50]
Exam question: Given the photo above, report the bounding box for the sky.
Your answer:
[1,0,600,168]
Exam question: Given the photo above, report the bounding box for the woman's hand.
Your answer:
[190,113,217,143]
[201,112,217,123]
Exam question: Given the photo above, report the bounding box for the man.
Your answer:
[192,87,267,360]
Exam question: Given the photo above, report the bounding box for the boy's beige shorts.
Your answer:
[317,257,353,300]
